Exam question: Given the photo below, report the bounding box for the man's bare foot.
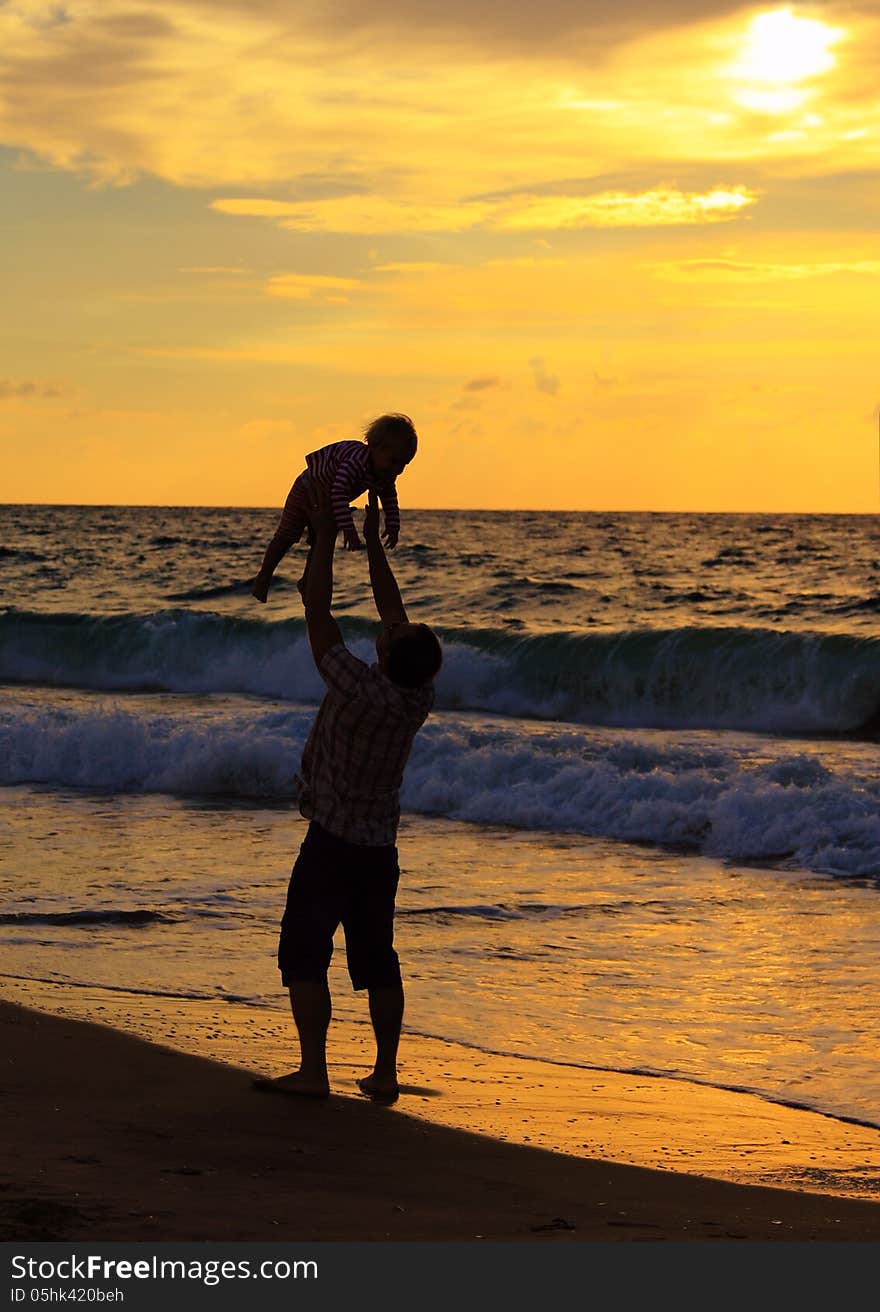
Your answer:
[251,576,269,603]
[357,1073,399,1104]
[253,1071,330,1099]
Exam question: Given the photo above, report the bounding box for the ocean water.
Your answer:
[1,504,879,1126]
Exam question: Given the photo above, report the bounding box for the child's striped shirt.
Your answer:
[306,441,400,540]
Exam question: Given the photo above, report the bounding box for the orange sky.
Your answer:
[1,1,879,510]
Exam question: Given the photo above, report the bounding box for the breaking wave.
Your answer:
[1,608,878,735]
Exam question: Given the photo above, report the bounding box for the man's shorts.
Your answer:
[278,821,401,991]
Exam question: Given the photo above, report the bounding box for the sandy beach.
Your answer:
[3,982,880,1243]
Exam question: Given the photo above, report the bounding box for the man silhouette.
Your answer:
[258,485,441,1103]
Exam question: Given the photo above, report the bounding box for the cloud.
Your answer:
[211,199,323,219]
[179,265,253,275]
[204,0,762,57]
[212,196,490,233]
[492,187,758,229]
[1,0,878,203]
[372,261,456,274]
[14,3,73,31]
[211,185,757,234]
[0,378,65,399]
[464,377,501,392]
[265,273,363,302]
[529,356,559,396]
[651,257,880,280]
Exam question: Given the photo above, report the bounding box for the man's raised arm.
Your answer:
[302,489,344,668]
[364,489,408,627]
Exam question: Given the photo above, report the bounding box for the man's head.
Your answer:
[376,621,442,689]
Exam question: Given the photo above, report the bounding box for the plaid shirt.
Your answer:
[296,644,434,846]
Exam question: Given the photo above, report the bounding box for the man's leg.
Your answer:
[340,840,403,1101]
[259,982,333,1100]
[259,825,337,1099]
[279,978,332,1096]
[296,538,314,600]
[359,983,404,1102]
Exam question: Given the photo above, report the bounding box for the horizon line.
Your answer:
[1,501,877,517]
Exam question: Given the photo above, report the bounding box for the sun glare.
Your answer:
[735,8,844,85]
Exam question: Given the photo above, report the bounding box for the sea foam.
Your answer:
[2,697,878,878]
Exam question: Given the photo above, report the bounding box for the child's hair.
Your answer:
[364,413,418,458]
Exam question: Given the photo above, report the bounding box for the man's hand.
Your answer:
[300,481,343,666]
[303,481,338,540]
[365,489,407,626]
[364,490,397,549]
[363,489,381,543]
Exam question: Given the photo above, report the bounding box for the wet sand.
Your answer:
[3,982,880,1241]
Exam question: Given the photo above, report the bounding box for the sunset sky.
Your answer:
[2,0,879,510]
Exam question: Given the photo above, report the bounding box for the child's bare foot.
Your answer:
[251,575,269,603]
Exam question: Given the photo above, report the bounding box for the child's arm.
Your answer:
[331,451,366,550]
[378,480,401,549]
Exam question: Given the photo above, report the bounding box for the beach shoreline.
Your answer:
[4,984,880,1242]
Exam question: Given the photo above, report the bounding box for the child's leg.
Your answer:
[252,475,309,601]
